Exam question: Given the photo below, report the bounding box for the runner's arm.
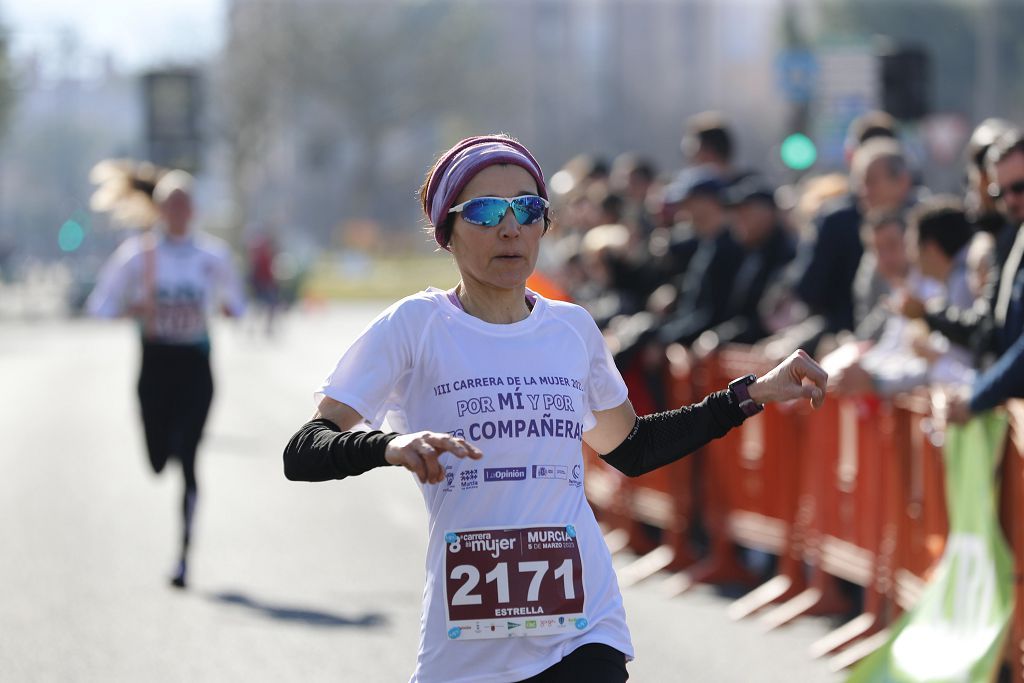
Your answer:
[283,397,397,482]
[585,393,746,477]
[283,396,483,484]
[586,350,826,477]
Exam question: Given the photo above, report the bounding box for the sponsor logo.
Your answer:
[568,463,583,488]
[575,618,589,630]
[442,466,455,492]
[532,465,568,480]
[566,524,576,539]
[449,428,466,439]
[445,532,458,544]
[540,619,557,627]
[460,469,479,490]
[558,617,565,625]
[484,467,527,483]
[525,620,537,629]
[448,627,462,639]
[507,622,521,630]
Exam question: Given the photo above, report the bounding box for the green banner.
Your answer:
[847,412,1013,683]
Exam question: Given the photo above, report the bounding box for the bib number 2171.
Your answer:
[443,525,587,640]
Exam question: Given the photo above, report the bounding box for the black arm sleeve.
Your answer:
[599,390,747,477]
[283,418,398,482]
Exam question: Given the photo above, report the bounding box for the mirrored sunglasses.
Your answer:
[448,195,549,227]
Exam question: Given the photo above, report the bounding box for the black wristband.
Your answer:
[600,390,747,477]
[283,418,399,482]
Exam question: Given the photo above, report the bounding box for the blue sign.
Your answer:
[776,49,818,103]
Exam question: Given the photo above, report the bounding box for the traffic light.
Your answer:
[780,133,817,171]
[143,69,203,173]
[58,219,85,253]
[880,46,930,121]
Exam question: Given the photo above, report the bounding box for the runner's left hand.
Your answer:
[748,349,828,410]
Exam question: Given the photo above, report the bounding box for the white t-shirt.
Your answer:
[320,288,634,683]
[86,231,246,344]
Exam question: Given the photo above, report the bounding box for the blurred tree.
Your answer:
[216,1,501,245]
[0,24,13,140]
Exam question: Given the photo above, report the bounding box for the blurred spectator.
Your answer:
[905,131,1024,351]
[574,223,636,326]
[925,129,1024,422]
[965,118,1015,235]
[681,111,749,186]
[610,152,658,239]
[843,110,898,166]
[967,230,997,301]
[785,173,850,241]
[906,197,976,309]
[247,230,282,336]
[792,137,916,341]
[655,170,745,346]
[828,201,973,397]
[549,153,610,201]
[706,179,795,346]
[852,211,915,343]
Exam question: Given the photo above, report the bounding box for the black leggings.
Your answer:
[517,643,629,683]
[137,341,213,556]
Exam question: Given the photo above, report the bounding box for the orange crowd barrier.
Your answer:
[583,344,1024,675]
[1001,401,1024,680]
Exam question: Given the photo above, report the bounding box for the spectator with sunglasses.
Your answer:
[902,129,1024,423]
[282,134,828,683]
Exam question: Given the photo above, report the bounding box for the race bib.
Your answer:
[443,524,587,641]
[153,300,205,341]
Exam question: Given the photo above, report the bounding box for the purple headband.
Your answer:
[425,135,548,249]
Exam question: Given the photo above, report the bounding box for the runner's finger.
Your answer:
[423,434,483,460]
[417,441,444,483]
[457,439,484,459]
[407,450,428,483]
[801,357,829,391]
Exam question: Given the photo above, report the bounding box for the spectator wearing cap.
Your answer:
[705,180,796,346]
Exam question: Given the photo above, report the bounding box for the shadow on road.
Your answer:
[209,590,388,629]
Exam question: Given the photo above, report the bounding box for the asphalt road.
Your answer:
[0,304,844,682]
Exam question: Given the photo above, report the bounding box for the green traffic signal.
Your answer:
[58,220,85,252]
[780,133,817,171]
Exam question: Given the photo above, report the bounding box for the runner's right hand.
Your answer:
[385,432,483,484]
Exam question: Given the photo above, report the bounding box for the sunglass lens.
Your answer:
[461,198,509,226]
[511,196,546,225]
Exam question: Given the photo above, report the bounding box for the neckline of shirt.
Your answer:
[428,286,547,335]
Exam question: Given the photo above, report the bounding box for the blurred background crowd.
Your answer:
[538,107,1021,416]
[1,0,1024,318]
[0,0,1019,416]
